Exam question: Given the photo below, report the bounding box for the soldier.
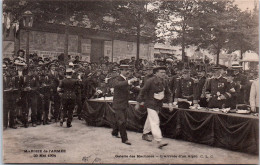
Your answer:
[25,66,40,127]
[58,68,78,127]
[205,67,232,108]
[14,61,28,127]
[37,64,51,125]
[48,63,60,122]
[232,65,248,104]
[3,63,17,129]
[173,69,199,109]
[72,67,84,120]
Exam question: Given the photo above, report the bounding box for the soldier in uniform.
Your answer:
[25,66,40,127]
[205,67,232,108]
[14,61,28,127]
[48,63,61,122]
[173,69,199,109]
[232,65,248,104]
[37,64,51,125]
[3,63,17,129]
[58,68,78,128]
[135,66,173,149]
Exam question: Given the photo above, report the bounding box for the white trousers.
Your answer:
[143,108,162,142]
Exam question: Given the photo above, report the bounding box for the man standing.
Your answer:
[58,68,78,128]
[250,77,259,113]
[135,66,173,149]
[112,64,138,145]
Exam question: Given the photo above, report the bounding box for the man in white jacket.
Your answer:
[250,78,259,113]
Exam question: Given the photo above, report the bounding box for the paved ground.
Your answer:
[3,118,259,164]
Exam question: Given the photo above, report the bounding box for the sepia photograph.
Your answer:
[2,0,259,164]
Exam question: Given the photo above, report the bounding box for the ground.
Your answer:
[3,118,259,164]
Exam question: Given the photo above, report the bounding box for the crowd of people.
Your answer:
[3,49,259,131]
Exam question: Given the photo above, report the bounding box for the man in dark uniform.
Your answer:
[174,69,199,109]
[111,64,138,145]
[135,66,173,149]
[232,65,248,104]
[58,68,78,128]
[3,63,17,129]
[37,64,51,125]
[205,67,232,108]
[25,66,40,127]
[14,61,28,127]
[48,63,60,122]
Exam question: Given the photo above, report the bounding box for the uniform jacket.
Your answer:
[137,76,172,111]
[175,77,198,102]
[206,76,231,99]
[60,78,78,100]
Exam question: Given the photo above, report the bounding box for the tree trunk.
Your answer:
[136,24,140,62]
[64,2,69,64]
[181,23,185,62]
[216,48,220,66]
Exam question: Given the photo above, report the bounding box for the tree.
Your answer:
[188,0,241,65]
[104,1,158,63]
[158,0,198,61]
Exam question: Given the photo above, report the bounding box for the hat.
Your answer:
[38,60,45,65]
[3,63,7,69]
[119,64,130,70]
[48,62,57,68]
[231,64,243,69]
[212,66,222,70]
[66,68,73,73]
[69,62,74,67]
[153,66,167,73]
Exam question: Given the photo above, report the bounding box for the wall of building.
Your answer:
[3,23,154,63]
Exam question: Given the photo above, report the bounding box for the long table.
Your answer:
[82,99,259,155]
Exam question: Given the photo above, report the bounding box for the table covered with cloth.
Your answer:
[82,99,258,155]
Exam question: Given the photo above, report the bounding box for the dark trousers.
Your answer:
[62,98,75,124]
[37,95,50,123]
[20,92,29,125]
[3,94,17,128]
[112,108,128,143]
[76,94,82,117]
[28,94,38,124]
[52,92,61,120]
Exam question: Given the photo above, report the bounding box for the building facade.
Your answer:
[3,22,154,63]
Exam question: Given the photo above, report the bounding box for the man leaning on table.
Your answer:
[135,66,173,149]
[112,64,138,145]
[250,77,259,113]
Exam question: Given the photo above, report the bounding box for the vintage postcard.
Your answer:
[2,0,259,164]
